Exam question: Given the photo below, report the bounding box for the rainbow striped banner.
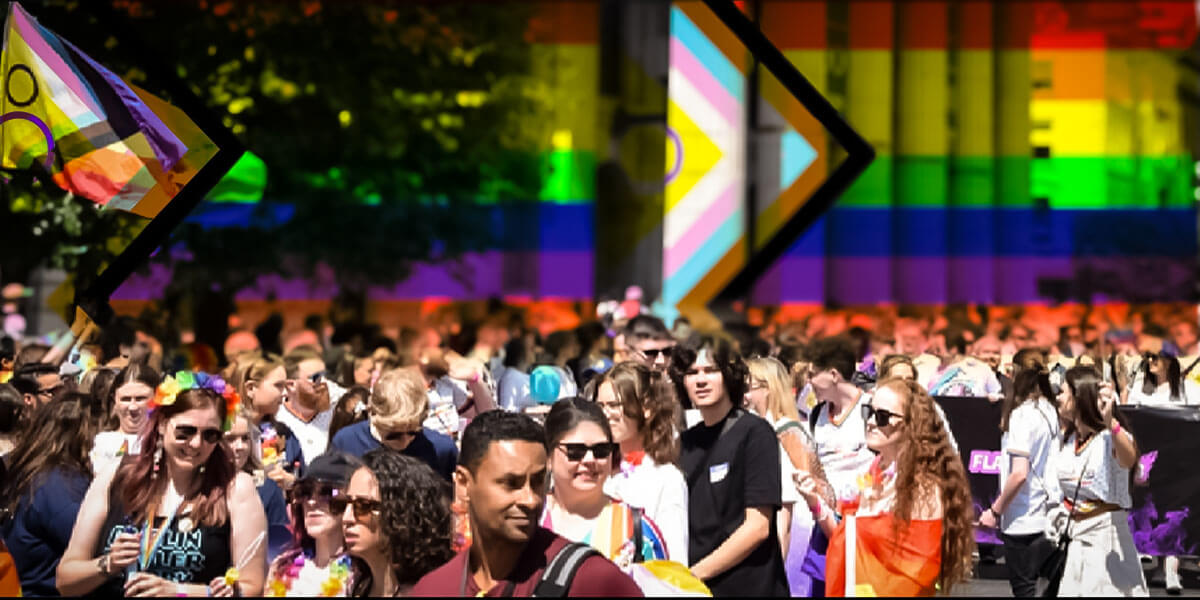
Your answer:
[752,0,1199,307]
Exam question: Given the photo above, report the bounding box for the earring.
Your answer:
[152,439,163,476]
[198,464,206,475]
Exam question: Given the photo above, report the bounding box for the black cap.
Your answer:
[301,451,363,487]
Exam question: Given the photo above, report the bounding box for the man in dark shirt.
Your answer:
[411,410,641,597]
[670,334,789,597]
[330,369,457,480]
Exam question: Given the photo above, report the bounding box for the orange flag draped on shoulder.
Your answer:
[826,513,942,597]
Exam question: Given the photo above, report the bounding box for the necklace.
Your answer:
[267,552,351,597]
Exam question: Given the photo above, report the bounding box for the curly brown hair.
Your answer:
[350,450,454,596]
[875,378,976,593]
[594,362,680,465]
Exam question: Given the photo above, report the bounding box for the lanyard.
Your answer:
[138,498,182,571]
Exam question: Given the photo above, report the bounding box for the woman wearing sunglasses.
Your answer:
[541,397,669,571]
[819,378,975,597]
[265,452,362,596]
[342,449,455,596]
[57,374,268,597]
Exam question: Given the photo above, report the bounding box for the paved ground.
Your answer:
[950,555,1200,597]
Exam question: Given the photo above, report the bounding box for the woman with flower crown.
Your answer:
[265,451,361,597]
[57,372,268,597]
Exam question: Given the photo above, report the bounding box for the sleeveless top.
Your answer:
[90,463,232,596]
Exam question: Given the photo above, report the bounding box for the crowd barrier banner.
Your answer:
[934,397,1200,555]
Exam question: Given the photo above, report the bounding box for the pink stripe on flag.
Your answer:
[670,36,740,127]
[664,181,738,277]
[12,6,103,117]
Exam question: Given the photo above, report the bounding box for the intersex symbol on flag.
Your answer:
[0,1,241,323]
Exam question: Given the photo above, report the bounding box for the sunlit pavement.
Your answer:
[951,556,1200,597]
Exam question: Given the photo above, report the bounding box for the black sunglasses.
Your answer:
[639,347,675,360]
[557,442,619,462]
[309,371,327,384]
[383,428,423,441]
[329,496,382,522]
[174,424,223,444]
[862,404,904,428]
[291,481,340,505]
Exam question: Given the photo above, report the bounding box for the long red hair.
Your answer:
[113,388,236,527]
[876,377,977,593]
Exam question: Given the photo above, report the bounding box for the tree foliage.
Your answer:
[2,0,549,299]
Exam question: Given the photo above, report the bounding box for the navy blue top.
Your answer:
[257,477,289,528]
[330,421,458,481]
[262,420,306,479]
[1,468,90,596]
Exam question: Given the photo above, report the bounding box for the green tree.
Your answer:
[3,0,549,346]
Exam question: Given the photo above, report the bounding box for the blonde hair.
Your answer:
[746,356,801,423]
[369,368,429,428]
[230,352,284,400]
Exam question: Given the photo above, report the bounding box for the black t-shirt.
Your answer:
[680,407,788,597]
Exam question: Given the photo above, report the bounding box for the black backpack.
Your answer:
[528,542,603,597]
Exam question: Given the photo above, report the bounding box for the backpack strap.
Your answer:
[808,401,826,433]
[533,542,602,597]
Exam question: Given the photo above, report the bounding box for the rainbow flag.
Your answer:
[0,2,214,218]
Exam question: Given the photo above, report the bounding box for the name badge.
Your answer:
[709,462,729,483]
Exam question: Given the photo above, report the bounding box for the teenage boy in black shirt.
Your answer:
[670,334,789,597]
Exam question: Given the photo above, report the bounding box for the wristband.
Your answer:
[1112,421,1121,435]
[177,582,188,597]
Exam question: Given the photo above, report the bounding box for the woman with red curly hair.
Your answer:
[812,378,976,597]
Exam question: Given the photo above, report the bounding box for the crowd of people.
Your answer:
[0,298,1192,596]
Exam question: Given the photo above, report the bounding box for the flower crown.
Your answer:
[153,371,242,432]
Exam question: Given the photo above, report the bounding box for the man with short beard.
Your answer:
[275,346,334,468]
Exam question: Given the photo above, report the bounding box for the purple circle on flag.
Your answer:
[0,110,55,172]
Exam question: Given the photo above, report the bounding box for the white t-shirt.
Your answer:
[812,393,875,498]
[999,399,1061,535]
[496,368,533,412]
[771,416,805,506]
[1126,373,1197,406]
[273,403,335,466]
[603,455,689,563]
[91,431,140,474]
[1057,429,1134,510]
[425,376,467,436]
[552,366,578,399]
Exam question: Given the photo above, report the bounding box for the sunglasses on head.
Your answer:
[329,496,382,522]
[862,404,904,428]
[383,427,423,441]
[557,442,619,462]
[173,424,223,444]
